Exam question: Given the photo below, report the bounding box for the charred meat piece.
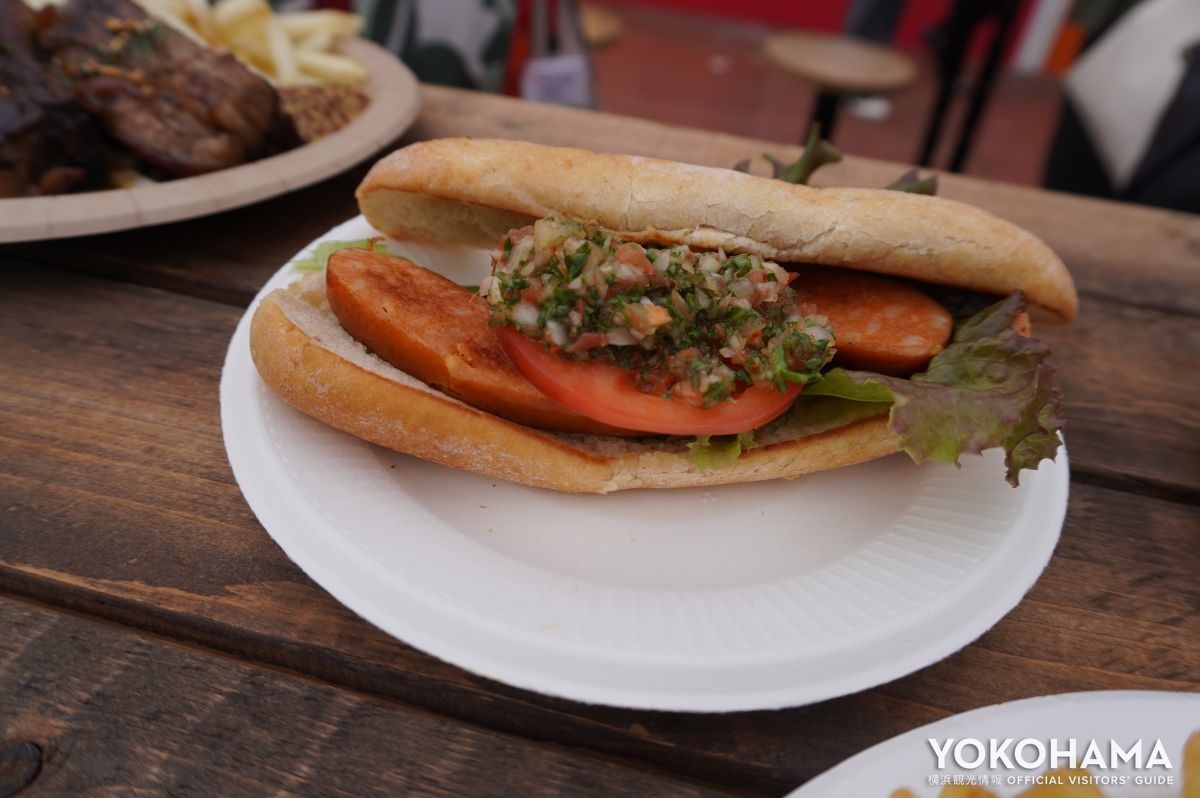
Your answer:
[0,0,107,197]
[38,0,299,177]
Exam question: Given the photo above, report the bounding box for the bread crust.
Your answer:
[249,283,901,493]
[357,138,1078,321]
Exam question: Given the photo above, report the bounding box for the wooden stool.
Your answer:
[763,30,917,140]
[580,3,624,50]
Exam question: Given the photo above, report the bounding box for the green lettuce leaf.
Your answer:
[292,239,397,273]
[769,394,890,439]
[688,431,758,470]
[807,293,1064,485]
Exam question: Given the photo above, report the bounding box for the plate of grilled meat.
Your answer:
[0,0,419,242]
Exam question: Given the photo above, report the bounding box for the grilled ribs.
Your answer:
[37,0,299,178]
[0,0,106,197]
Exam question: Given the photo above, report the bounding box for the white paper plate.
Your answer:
[790,691,1200,797]
[220,217,1071,712]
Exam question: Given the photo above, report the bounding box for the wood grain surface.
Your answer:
[0,598,740,798]
[0,85,1197,797]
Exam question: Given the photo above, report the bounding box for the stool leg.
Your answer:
[918,69,957,167]
[810,91,840,141]
[918,0,980,166]
[948,0,1019,172]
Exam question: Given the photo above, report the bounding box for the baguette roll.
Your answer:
[357,138,1078,321]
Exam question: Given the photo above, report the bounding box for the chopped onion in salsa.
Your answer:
[481,216,835,407]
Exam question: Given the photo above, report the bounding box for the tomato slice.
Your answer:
[497,326,802,436]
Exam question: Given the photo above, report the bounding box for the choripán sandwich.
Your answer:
[250,138,1077,493]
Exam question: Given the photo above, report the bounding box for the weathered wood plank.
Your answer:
[0,263,1196,792]
[0,598,743,798]
[1038,294,1200,502]
[2,86,1198,315]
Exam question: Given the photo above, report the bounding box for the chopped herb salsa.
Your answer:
[481,216,836,407]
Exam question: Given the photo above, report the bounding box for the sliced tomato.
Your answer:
[496,326,802,436]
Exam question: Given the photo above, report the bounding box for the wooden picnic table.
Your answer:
[1,85,1197,797]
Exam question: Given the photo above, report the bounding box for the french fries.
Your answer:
[265,15,300,84]
[210,0,258,30]
[294,48,366,84]
[277,9,362,40]
[132,0,365,86]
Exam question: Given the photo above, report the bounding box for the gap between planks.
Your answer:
[1069,467,1200,509]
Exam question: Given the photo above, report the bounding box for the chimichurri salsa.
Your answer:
[481,216,835,407]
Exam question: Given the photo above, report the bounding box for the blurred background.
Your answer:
[345,0,1198,211]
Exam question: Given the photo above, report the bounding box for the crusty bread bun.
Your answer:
[357,138,1078,321]
[250,276,900,493]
